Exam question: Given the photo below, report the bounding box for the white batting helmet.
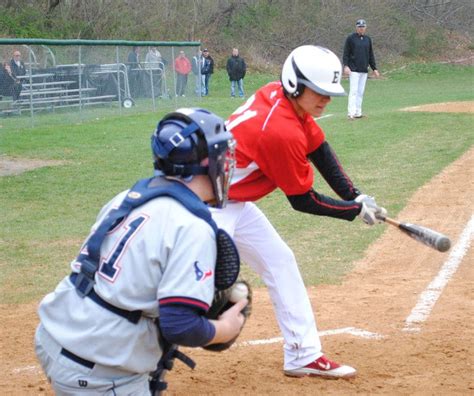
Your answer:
[281,45,345,97]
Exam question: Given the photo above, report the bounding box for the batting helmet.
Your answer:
[281,45,345,98]
[151,108,235,208]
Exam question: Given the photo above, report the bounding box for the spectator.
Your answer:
[34,108,246,395]
[145,47,163,97]
[174,50,192,97]
[212,45,386,379]
[342,19,380,120]
[145,47,162,65]
[0,62,22,100]
[10,50,26,78]
[201,48,214,96]
[192,49,203,96]
[127,46,141,98]
[226,48,246,98]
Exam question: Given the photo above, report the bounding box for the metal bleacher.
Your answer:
[10,66,118,114]
[0,39,202,123]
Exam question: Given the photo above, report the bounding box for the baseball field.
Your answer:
[1,62,473,394]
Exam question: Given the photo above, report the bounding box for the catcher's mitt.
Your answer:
[203,280,252,352]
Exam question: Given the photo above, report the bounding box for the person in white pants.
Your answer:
[343,19,380,119]
[214,45,386,379]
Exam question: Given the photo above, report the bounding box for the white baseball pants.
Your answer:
[348,71,368,117]
[211,201,323,370]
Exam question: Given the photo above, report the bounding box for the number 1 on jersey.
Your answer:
[99,215,147,280]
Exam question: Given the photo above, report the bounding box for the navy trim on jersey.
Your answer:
[159,296,210,312]
[159,305,216,347]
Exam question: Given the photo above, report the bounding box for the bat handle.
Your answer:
[377,215,400,227]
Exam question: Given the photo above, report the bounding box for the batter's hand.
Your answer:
[373,70,380,78]
[355,194,387,226]
[344,66,351,76]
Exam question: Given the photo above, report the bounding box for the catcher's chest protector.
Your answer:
[74,177,239,309]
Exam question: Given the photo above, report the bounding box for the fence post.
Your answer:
[78,45,83,121]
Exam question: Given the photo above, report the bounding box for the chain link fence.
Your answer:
[0,39,202,129]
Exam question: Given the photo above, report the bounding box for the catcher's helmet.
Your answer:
[151,108,235,208]
[281,45,345,98]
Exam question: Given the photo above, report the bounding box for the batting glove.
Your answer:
[355,194,387,226]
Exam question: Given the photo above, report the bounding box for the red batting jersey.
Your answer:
[226,82,325,202]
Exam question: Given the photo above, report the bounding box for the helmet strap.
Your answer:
[152,121,200,158]
[160,162,208,176]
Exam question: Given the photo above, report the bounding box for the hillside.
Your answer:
[1,0,473,70]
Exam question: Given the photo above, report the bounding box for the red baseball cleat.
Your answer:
[284,355,357,379]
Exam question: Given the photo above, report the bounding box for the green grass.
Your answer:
[1,63,473,303]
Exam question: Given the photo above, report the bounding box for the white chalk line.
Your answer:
[314,114,333,120]
[403,214,474,332]
[234,327,384,348]
[15,217,472,373]
[14,327,382,374]
[12,365,42,374]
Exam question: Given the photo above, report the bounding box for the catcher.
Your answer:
[34,108,251,395]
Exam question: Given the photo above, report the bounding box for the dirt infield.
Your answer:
[400,100,474,113]
[0,156,65,177]
[1,151,472,394]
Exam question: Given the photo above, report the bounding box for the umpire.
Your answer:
[342,19,380,120]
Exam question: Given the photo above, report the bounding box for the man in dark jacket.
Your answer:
[226,48,246,98]
[10,50,26,78]
[201,48,214,96]
[342,19,380,120]
[1,62,22,100]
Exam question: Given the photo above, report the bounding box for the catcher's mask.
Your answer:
[151,108,236,208]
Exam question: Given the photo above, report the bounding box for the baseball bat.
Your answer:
[379,216,451,252]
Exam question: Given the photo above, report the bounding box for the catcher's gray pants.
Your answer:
[35,324,151,395]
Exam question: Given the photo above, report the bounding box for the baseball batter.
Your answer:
[212,45,386,378]
[35,108,247,395]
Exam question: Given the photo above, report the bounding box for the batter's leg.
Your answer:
[212,202,322,370]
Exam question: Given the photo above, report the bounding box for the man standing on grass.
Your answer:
[211,45,386,379]
[201,49,214,96]
[343,19,380,120]
[226,48,246,98]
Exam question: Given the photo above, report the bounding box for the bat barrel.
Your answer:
[399,222,451,252]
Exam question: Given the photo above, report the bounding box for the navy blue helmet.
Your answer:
[151,108,235,208]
